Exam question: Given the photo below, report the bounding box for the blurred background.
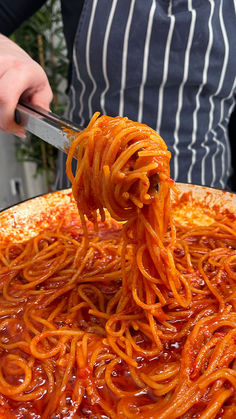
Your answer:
[0,0,235,211]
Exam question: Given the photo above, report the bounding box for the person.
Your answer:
[0,0,235,190]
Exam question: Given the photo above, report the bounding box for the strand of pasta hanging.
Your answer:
[66,114,190,350]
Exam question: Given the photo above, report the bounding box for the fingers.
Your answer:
[21,64,53,111]
[0,35,53,137]
[0,69,26,137]
[0,61,52,137]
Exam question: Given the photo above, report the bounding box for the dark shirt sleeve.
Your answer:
[0,0,46,35]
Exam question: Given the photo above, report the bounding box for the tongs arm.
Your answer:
[15,101,83,154]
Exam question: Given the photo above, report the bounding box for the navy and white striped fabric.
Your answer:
[58,0,236,190]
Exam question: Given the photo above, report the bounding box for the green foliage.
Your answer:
[12,0,68,190]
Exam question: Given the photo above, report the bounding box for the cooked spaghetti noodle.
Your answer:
[0,113,235,418]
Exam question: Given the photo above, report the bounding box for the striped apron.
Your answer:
[57,0,236,190]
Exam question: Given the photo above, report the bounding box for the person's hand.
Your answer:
[0,34,53,138]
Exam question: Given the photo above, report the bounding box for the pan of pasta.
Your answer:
[0,113,235,419]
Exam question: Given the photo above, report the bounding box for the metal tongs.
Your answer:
[15,102,83,154]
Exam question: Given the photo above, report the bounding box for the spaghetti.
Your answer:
[0,113,235,418]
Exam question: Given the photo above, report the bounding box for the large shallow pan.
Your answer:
[0,184,235,243]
